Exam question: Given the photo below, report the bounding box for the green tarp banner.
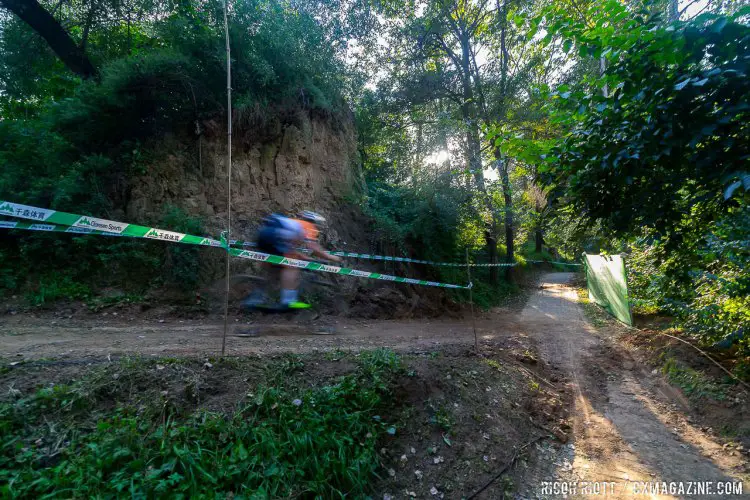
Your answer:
[584,254,633,326]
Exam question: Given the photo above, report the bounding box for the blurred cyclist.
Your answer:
[242,210,342,309]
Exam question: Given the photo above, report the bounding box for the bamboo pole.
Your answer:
[466,248,478,352]
[221,0,232,357]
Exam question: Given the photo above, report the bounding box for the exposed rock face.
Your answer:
[119,108,453,317]
[126,109,366,249]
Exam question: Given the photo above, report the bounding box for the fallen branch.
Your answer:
[646,330,750,391]
[516,364,557,391]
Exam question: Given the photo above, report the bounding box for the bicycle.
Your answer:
[200,263,339,336]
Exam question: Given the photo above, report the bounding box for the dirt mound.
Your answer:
[346,284,463,319]
[376,345,568,498]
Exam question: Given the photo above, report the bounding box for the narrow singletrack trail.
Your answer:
[518,273,747,498]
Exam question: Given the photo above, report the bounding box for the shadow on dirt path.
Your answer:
[517,273,747,499]
[2,273,748,498]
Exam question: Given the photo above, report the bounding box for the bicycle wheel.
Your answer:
[199,274,268,314]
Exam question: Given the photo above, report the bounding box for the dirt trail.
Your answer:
[0,308,521,360]
[2,273,748,497]
[518,273,747,498]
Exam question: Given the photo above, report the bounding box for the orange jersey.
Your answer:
[292,219,319,242]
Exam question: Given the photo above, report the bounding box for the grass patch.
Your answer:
[85,293,146,312]
[24,274,91,306]
[575,287,611,328]
[0,350,405,497]
[661,356,727,401]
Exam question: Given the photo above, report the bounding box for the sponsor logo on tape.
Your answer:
[239,251,270,261]
[75,216,128,234]
[65,227,96,234]
[28,224,56,231]
[0,202,52,221]
[319,265,341,273]
[378,274,396,281]
[200,238,222,247]
[145,228,185,242]
[350,270,370,277]
[281,258,309,268]
[0,221,18,229]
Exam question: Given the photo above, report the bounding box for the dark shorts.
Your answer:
[257,226,291,256]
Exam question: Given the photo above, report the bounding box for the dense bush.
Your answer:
[628,207,750,358]
[540,6,749,358]
[0,0,349,301]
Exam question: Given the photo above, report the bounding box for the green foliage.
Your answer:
[24,274,91,306]
[662,356,727,401]
[538,5,750,354]
[0,351,405,497]
[467,279,519,309]
[627,207,750,354]
[0,0,350,300]
[160,205,204,288]
[363,179,464,257]
[542,10,750,237]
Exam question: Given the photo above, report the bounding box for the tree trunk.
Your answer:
[486,225,498,284]
[413,121,423,189]
[499,155,514,280]
[535,228,543,253]
[79,1,96,53]
[1,0,96,78]
[534,197,544,253]
[667,0,679,21]
[456,30,500,284]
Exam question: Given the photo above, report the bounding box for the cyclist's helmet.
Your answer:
[298,210,326,226]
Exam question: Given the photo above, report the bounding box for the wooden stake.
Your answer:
[221,0,232,358]
[466,248,478,352]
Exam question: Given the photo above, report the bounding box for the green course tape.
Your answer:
[0,219,226,247]
[228,240,517,268]
[0,220,122,237]
[329,251,518,267]
[1,200,469,290]
[0,201,223,248]
[230,248,470,289]
[526,259,582,267]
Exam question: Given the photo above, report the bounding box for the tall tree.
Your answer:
[0,0,96,78]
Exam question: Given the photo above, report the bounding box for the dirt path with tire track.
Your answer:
[516,273,747,499]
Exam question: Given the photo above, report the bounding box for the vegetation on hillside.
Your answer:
[0,0,748,362]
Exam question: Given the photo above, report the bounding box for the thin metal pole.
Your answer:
[466,248,478,352]
[221,0,232,357]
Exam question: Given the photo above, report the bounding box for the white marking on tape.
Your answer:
[28,224,56,231]
[0,221,18,229]
[281,258,310,268]
[0,202,54,221]
[350,270,370,277]
[74,216,128,234]
[145,228,186,242]
[66,226,95,233]
[239,251,270,261]
[319,265,341,273]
